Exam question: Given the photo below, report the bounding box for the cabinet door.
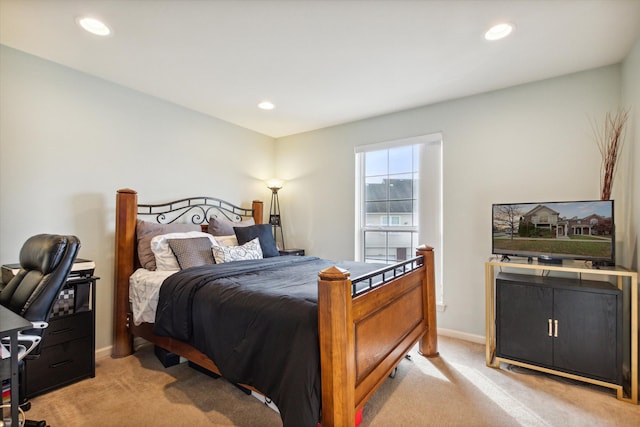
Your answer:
[553,288,620,383]
[496,281,553,366]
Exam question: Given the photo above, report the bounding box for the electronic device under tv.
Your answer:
[492,200,615,266]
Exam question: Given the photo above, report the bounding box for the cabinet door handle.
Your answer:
[554,319,559,337]
[548,319,553,336]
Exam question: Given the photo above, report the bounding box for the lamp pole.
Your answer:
[268,184,285,250]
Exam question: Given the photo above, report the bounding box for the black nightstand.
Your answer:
[279,249,305,256]
[3,259,98,398]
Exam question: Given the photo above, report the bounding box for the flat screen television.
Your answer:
[492,200,614,266]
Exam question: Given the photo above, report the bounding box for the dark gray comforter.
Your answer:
[153,256,382,427]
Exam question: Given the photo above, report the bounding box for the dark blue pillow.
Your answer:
[234,224,280,258]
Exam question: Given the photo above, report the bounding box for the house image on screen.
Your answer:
[521,205,566,237]
[521,204,612,238]
[566,213,613,236]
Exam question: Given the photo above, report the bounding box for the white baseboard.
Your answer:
[96,337,151,360]
[437,328,485,345]
[95,345,112,360]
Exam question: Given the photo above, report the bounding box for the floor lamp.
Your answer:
[267,180,285,250]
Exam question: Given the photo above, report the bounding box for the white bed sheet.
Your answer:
[129,268,177,325]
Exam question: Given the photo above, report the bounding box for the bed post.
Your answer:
[417,245,439,357]
[251,200,264,224]
[112,188,137,358]
[318,266,355,427]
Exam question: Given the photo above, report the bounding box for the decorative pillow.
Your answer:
[136,220,200,270]
[168,237,215,269]
[212,238,263,263]
[207,216,255,236]
[213,234,239,247]
[234,224,280,258]
[151,231,217,271]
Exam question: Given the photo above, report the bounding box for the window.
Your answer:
[359,144,419,263]
[355,133,443,304]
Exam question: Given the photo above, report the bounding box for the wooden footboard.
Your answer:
[112,189,438,426]
[318,246,437,426]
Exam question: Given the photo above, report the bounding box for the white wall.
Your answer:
[621,35,640,273]
[277,65,623,337]
[0,46,275,352]
[1,41,635,348]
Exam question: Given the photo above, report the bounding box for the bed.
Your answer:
[112,188,438,426]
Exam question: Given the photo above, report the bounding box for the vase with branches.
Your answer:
[591,108,629,201]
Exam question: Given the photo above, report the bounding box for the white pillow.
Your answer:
[213,234,239,247]
[212,238,263,264]
[151,231,217,271]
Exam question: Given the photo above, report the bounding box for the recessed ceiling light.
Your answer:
[77,17,111,36]
[258,101,275,110]
[484,23,513,41]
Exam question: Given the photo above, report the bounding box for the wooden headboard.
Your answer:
[112,188,263,357]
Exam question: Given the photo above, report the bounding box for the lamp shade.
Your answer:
[266,179,284,191]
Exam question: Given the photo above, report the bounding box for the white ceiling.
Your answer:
[1,0,639,138]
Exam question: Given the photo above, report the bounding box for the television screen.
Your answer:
[492,200,614,265]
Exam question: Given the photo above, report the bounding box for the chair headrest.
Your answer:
[19,234,76,274]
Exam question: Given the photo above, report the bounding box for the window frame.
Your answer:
[355,133,444,306]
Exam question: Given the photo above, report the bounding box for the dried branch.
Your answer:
[590,108,629,200]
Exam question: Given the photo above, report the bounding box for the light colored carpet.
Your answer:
[26,336,640,426]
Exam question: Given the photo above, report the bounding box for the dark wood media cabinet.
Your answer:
[485,259,638,404]
[496,272,622,384]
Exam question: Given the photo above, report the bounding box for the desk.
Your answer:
[1,305,31,425]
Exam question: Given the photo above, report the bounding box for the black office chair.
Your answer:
[1,234,80,425]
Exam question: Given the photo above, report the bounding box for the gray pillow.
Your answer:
[136,220,200,270]
[207,216,255,236]
[167,237,215,269]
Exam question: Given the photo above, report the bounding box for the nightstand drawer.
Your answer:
[25,336,93,397]
[42,311,92,347]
